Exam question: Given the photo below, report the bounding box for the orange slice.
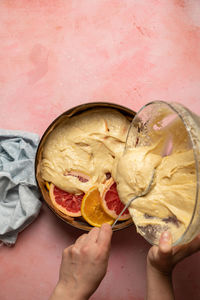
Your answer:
[45,181,50,190]
[81,186,114,227]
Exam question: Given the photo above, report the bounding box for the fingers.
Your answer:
[147,232,173,274]
[74,233,88,248]
[174,234,200,264]
[74,227,100,251]
[158,231,173,259]
[75,227,100,248]
[72,224,112,255]
[87,227,100,243]
[97,223,113,249]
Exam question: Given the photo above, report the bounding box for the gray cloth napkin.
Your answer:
[0,129,42,246]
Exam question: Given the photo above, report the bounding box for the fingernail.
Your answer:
[162,231,170,241]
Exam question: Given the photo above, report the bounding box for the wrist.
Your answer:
[50,281,89,300]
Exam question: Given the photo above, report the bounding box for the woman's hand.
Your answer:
[147,231,200,275]
[146,231,200,300]
[50,223,113,300]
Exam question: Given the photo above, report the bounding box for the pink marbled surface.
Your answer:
[0,1,200,299]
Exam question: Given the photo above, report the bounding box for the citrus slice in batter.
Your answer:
[45,181,50,190]
[49,183,83,217]
[101,179,130,220]
[81,186,114,227]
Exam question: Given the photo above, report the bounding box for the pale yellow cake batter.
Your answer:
[41,109,130,194]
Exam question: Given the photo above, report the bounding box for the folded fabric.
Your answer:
[0,129,42,245]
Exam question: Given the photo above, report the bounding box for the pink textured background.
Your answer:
[0,1,200,299]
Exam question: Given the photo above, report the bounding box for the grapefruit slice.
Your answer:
[49,183,83,217]
[101,179,130,220]
[81,186,114,227]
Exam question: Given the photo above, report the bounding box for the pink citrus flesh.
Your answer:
[102,181,130,220]
[49,183,83,217]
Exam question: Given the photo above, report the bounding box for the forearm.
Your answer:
[146,261,175,300]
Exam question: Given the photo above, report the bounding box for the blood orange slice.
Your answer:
[49,183,83,217]
[101,179,130,220]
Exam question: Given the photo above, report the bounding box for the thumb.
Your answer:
[158,231,173,259]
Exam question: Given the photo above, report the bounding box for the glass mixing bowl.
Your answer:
[124,101,200,246]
